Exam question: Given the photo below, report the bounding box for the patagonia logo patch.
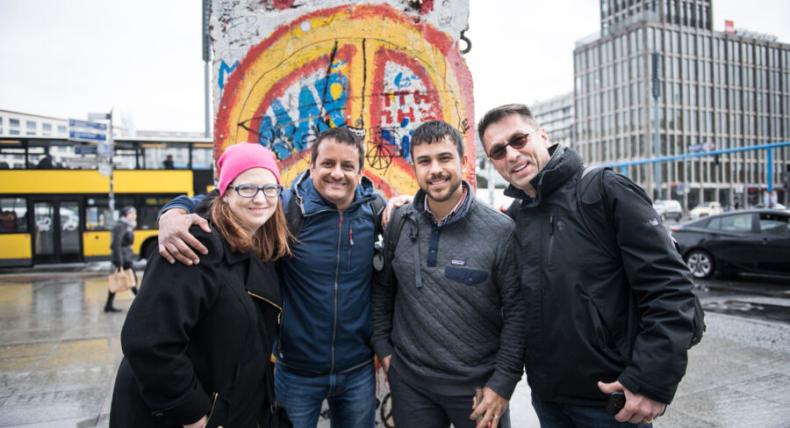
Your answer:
[450,259,466,266]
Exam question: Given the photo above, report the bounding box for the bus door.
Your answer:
[31,198,83,264]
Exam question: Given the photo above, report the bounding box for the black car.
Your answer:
[671,209,790,279]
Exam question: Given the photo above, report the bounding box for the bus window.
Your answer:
[192,144,214,170]
[0,198,27,233]
[86,198,113,230]
[114,141,138,169]
[140,197,174,229]
[140,143,192,169]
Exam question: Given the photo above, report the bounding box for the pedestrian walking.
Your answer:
[104,206,138,313]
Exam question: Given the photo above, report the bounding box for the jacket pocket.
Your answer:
[576,284,623,364]
[444,266,489,286]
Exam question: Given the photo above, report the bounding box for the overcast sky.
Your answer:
[1,0,788,132]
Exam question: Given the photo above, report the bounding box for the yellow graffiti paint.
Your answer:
[216,4,473,195]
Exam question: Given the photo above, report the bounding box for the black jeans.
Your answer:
[531,394,652,428]
[388,366,511,428]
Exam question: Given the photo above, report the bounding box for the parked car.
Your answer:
[689,201,723,219]
[754,202,787,210]
[671,209,790,279]
[653,199,683,222]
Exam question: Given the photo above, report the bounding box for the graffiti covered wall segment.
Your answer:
[212,1,473,196]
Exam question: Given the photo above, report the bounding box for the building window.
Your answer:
[9,118,20,135]
[57,125,67,135]
[42,123,52,136]
[25,121,36,135]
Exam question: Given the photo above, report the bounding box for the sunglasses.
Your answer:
[487,130,536,160]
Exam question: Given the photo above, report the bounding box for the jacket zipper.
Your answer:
[247,291,283,324]
[206,392,219,424]
[547,215,555,267]
[348,225,354,272]
[331,212,342,373]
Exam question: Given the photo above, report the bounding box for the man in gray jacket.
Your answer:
[371,120,527,428]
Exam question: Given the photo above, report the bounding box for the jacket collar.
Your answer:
[504,145,583,207]
[413,180,475,227]
[216,228,282,307]
[292,170,376,216]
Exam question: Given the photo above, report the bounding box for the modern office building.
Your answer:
[0,110,69,138]
[531,92,575,148]
[574,0,790,208]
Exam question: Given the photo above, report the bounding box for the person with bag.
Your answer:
[477,104,704,427]
[110,143,291,428]
[105,206,139,313]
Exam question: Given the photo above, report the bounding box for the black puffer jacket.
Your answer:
[505,146,697,406]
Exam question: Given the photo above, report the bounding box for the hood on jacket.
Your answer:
[291,170,378,216]
[504,145,583,207]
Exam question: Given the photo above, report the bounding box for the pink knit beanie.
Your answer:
[217,143,281,196]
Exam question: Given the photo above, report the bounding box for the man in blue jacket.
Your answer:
[157,128,381,428]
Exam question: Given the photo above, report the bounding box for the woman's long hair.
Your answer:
[210,195,291,262]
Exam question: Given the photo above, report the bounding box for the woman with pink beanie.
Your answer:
[110,143,291,428]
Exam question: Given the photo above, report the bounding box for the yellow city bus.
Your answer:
[0,136,214,266]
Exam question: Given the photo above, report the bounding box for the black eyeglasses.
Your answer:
[487,130,536,160]
[231,184,281,199]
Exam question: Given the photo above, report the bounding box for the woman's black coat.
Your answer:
[110,226,282,428]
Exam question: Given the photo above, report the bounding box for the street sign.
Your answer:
[74,145,98,155]
[97,141,112,157]
[69,119,108,143]
[98,162,112,177]
[88,112,111,121]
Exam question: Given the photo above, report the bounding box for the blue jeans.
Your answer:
[532,394,652,428]
[274,362,376,428]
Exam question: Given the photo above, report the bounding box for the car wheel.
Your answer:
[685,249,714,279]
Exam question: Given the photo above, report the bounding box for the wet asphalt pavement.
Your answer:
[1,267,789,427]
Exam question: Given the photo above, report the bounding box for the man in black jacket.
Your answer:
[477,104,699,427]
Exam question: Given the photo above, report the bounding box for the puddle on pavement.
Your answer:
[703,300,790,323]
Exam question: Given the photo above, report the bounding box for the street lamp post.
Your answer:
[651,52,662,200]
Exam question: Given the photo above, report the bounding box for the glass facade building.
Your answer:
[531,92,575,149]
[574,0,790,208]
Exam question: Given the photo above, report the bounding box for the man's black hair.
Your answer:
[477,103,537,143]
[310,127,365,171]
[410,120,464,159]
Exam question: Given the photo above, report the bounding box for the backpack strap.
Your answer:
[368,193,386,237]
[378,205,411,288]
[576,166,706,348]
[576,166,618,260]
[282,188,304,235]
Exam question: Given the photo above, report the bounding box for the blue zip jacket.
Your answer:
[161,171,379,374]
